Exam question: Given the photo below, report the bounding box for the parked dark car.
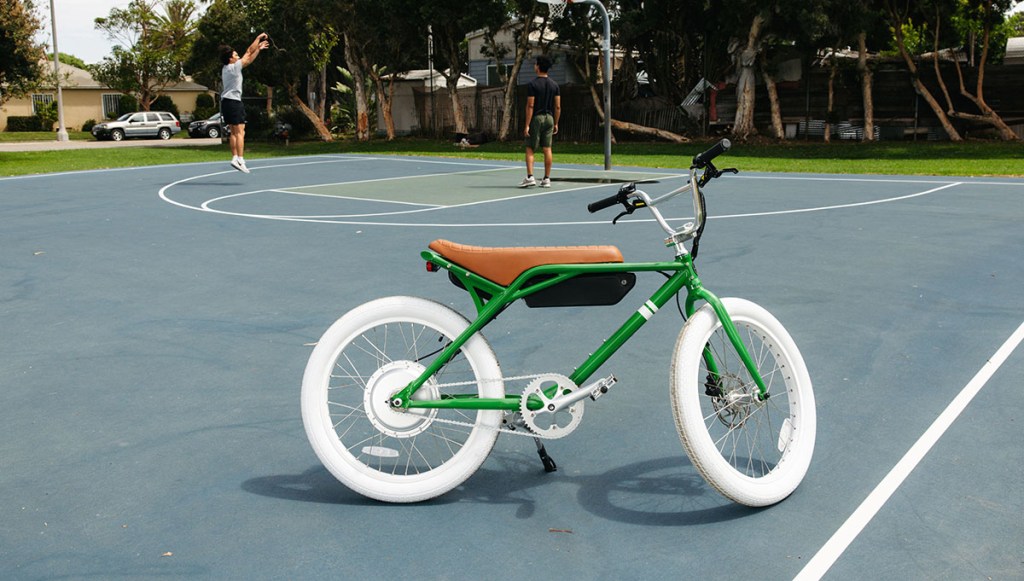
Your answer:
[187,113,229,138]
[91,111,181,141]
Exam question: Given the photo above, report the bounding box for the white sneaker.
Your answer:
[518,176,536,188]
[539,177,551,188]
[231,158,250,174]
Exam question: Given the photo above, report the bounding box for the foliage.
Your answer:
[58,53,90,70]
[93,0,199,110]
[35,99,58,130]
[0,0,47,105]
[193,93,217,120]
[151,95,180,117]
[4,116,49,131]
[82,119,98,132]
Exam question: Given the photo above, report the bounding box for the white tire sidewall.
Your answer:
[673,297,816,506]
[301,296,503,502]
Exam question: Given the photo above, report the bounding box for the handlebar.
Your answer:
[586,139,736,253]
[587,183,634,214]
[691,138,731,169]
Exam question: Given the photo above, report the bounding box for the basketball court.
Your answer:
[1,154,1021,579]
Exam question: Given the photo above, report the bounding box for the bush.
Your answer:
[118,94,139,116]
[151,95,179,118]
[82,119,97,132]
[5,116,48,131]
[193,93,217,121]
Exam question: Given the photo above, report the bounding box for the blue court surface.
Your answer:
[1,154,1021,580]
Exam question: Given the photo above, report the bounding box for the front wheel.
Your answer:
[671,298,816,507]
[301,296,504,503]
[110,129,124,142]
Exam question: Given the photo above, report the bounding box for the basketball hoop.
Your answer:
[538,0,570,19]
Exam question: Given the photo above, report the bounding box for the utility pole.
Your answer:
[49,0,69,141]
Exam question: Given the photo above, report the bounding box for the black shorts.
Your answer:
[221,99,246,125]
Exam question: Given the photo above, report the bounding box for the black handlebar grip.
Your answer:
[588,193,622,213]
[692,138,731,168]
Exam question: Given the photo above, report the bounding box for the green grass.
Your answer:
[0,134,1021,177]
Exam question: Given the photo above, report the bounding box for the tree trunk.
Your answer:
[947,9,1019,141]
[499,11,536,141]
[286,83,333,142]
[371,73,396,140]
[318,64,327,124]
[610,119,688,142]
[887,3,962,140]
[856,32,875,142]
[343,33,371,141]
[761,53,784,139]
[731,13,765,140]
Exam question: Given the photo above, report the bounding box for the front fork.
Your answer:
[684,282,769,401]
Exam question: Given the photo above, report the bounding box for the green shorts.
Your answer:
[526,114,555,150]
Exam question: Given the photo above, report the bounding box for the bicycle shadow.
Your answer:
[241,454,755,525]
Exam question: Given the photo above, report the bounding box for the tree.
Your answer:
[335,0,427,140]
[940,0,1019,140]
[93,0,199,110]
[421,0,507,136]
[0,0,46,106]
[481,0,541,142]
[58,53,90,70]
[882,0,963,140]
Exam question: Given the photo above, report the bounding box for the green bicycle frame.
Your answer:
[388,251,769,413]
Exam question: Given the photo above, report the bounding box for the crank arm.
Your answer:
[549,375,617,413]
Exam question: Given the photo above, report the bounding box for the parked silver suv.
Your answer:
[91,111,182,141]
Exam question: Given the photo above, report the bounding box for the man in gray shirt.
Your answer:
[219,33,269,173]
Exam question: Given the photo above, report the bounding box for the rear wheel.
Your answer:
[671,298,816,507]
[157,127,172,140]
[301,296,504,503]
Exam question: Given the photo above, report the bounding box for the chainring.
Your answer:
[518,373,584,439]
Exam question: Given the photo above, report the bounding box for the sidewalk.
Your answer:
[0,137,221,152]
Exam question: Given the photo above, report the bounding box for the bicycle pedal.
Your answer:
[586,374,617,401]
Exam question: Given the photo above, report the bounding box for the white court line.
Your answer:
[793,320,1024,581]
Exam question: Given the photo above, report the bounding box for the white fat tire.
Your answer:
[670,298,816,507]
[301,296,503,503]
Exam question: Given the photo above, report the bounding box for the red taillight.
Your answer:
[426,262,438,272]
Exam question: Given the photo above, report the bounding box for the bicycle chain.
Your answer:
[405,373,564,440]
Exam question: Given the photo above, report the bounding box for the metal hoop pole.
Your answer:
[575,0,611,170]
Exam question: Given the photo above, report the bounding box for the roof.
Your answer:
[382,69,477,88]
[37,60,209,91]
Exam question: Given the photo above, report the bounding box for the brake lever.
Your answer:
[612,199,647,225]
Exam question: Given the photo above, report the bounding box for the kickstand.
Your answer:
[534,437,557,473]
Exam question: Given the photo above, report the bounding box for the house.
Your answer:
[376,69,477,135]
[464,20,586,87]
[1,60,212,132]
[1005,37,1024,65]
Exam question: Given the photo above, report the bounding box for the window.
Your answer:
[31,94,54,114]
[102,94,121,119]
[486,64,510,86]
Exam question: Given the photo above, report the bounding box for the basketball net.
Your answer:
[541,0,569,19]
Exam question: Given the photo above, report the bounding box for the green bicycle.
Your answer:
[301,140,816,505]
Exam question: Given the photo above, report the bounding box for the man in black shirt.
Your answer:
[519,55,561,188]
